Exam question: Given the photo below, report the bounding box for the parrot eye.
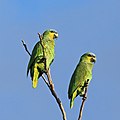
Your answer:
[50,30,58,34]
[87,54,92,57]
[50,31,55,33]
[88,54,95,58]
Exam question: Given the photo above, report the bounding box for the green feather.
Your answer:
[68,52,96,108]
[27,29,58,88]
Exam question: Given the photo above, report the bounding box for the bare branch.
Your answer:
[46,69,54,89]
[21,40,31,56]
[78,83,88,120]
[42,71,67,120]
[46,69,67,120]
[41,74,49,87]
[38,32,42,41]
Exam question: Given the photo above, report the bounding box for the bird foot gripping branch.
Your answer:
[82,95,87,101]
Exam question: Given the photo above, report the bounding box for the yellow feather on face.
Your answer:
[49,33,55,39]
[86,56,92,63]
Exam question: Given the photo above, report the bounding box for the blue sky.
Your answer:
[0,0,120,120]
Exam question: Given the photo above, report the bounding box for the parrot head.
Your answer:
[43,29,58,39]
[80,52,96,64]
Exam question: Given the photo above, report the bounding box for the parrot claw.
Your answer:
[82,95,87,101]
[84,79,89,87]
[80,93,87,100]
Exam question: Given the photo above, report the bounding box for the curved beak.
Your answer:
[54,33,58,39]
[90,57,96,63]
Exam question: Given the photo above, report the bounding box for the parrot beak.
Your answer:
[90,57,96,63]
[54,33,58,39]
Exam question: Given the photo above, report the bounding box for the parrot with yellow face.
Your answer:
[27,29,58,88]
[68,52,96,108]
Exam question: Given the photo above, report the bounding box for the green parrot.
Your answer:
[27,29,58,88]
[68,52,96,109]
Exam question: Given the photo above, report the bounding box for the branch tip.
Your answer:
[38,32,42,41]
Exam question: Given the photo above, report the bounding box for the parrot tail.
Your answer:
[32,78,38,88]
[32,66,39,88]
[70,98,74,109]
[70,89,78,108]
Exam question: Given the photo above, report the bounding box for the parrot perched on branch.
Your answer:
[68,52,96,109]
[27,29,58,88]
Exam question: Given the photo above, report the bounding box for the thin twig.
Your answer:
[22,35,67,120]
[46,68,54,89]
[41,74,49,87]
[46,69,67,120]
[21,40,31,56]
[78,83,88,120]
[38,32,42,41]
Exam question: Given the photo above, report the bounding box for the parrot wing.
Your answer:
[68,62,88,99]
[27,41,43,76]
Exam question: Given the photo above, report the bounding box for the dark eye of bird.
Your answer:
[50,31,54,33]
[88,54,95,58]
[87,54,92,57]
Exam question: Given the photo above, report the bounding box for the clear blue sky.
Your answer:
[0,0,120,120]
